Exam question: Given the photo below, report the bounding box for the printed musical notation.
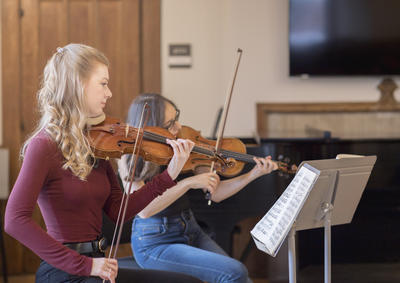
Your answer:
[251,164,319,257]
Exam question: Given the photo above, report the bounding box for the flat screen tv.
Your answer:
[290,0,400,76]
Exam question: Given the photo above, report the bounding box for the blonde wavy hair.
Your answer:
[22,43,109,180]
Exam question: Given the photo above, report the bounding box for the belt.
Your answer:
[64,237,107,254]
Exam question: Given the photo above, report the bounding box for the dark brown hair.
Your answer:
[125,93,178,181]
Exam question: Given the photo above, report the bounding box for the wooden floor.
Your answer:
[5,263,400,283]
[0,274,268,283]
[0,274,35,283]
[299,262,400,283]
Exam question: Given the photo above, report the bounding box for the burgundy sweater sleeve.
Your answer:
[103,163,176,222]
[4,137,93,276]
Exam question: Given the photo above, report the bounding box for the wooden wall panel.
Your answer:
[39,0,68,70]
[121,0,141,119]
[96,0,141,120]
[141,0,161,93]
[2,0,23,275]
[69,0,95,45]
[97,0,124,117]
[21,0,39,143]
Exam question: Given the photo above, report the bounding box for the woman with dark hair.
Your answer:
[118,93,278,283]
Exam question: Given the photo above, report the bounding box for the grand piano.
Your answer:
[101,132,400,282]
[188,135,400,282]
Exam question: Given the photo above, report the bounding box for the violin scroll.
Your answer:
[276,155,298,177]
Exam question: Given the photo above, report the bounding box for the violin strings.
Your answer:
[140,129,264,164]
[142,131,216,157]
[220,149,257,163]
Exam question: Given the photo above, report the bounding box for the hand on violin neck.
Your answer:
[166,138,195,180]
[249,156,278,179]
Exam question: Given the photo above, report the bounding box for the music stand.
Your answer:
[287,155,376,283]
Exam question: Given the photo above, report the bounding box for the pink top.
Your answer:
[5,131,176,276]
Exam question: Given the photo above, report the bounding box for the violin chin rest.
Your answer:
[87,113,106,126]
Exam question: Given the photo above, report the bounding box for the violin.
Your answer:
[177,126,297,177]
[88,116,297,177]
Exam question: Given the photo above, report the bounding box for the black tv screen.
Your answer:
[290,0,400,76]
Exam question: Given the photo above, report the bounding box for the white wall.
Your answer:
[161,0,224,137]
[162,0,398,137]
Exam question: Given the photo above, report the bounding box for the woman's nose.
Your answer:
[175,121,182,131]
[169,121,182,136]
[106,89,112,98]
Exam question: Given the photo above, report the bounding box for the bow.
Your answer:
[105,104,150,272]
[206,49,243,205]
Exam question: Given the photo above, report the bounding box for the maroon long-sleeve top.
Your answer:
[4,131,176,276]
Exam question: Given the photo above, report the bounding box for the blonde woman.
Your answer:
[4,44,202,283]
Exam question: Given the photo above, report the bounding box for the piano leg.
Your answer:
[268,239,290,283]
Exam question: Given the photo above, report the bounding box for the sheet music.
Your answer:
[251,164,319,257]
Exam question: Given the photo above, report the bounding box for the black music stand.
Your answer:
[287,155,376,283]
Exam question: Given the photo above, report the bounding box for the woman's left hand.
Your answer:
[249,156,278,179]
[166,138,195,180]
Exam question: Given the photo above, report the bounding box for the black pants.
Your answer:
[36,259,203,283]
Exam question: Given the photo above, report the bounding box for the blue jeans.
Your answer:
[131,209,251,283]
[36,260,102,283]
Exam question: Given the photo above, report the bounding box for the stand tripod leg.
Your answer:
[324,210,332,283]
[288,226,296,283]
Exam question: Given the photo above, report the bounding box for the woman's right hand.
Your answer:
[186,172,220,194]
[166,138,195,180]
[90,257,118,283]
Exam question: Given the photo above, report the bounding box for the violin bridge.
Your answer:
[125,124,129,138]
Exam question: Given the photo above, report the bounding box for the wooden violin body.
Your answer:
[88,116,175,164]
[177,126,247,177]
[88,116,296,177]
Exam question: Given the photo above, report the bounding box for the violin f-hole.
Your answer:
[117,140,136,147]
